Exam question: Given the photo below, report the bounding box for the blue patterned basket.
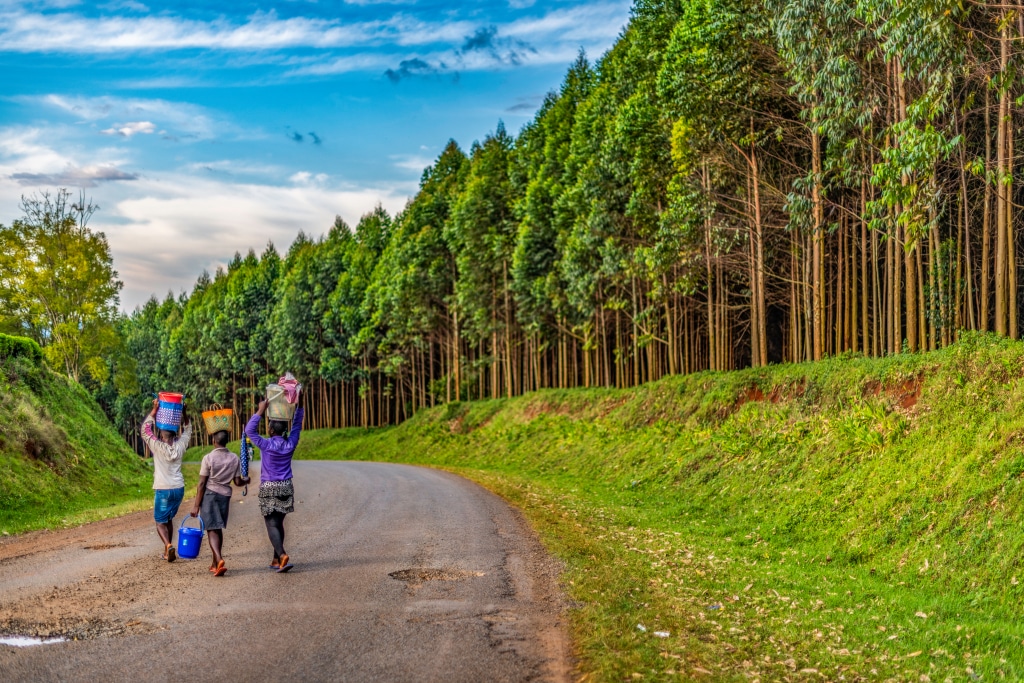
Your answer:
[156,392,184,432]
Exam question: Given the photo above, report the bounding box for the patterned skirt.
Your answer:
[258,479,294,517]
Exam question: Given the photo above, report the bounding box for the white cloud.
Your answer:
[100,120,156,137]
[184,160,285,178]
[0,124,137,186]
[103,173,413,308]
[0,127,413,309]
[0,4,630,67]
[38,95,233,140]
[289,171,329,186]
[390,154,432,173]
[286,4,630,78]
[0,8,448,53]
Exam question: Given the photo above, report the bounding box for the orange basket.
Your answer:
[201,404,233,435]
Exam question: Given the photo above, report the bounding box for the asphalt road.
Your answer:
[0,461,572,682]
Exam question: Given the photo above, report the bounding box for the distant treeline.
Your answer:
[75,0,1024,443]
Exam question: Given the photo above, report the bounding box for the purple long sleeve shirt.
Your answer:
[245,407,304,483]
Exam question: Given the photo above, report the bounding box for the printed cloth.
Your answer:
[239,436,252,478]
[141,415,191,489]
[258,479,294,517]
[245,407,304,483]
[278,372,301,403]
[199,447,241,497]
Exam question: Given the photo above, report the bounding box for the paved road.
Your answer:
[0,462,572,682]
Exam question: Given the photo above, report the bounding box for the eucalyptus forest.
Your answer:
[4,0,1024,448]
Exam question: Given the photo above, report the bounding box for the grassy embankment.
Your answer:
[0,334,195,534]
[287,332,1024,681]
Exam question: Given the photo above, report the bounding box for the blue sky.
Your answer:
[0,0,632,309]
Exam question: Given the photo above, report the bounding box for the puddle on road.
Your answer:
[0,635,66,647]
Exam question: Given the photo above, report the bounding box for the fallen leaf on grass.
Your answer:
[915,611,928,619]
[800,669,819,674]
[692,667,712,675]
[905,651,922,658]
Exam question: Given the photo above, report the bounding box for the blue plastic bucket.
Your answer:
[177,516,204,560]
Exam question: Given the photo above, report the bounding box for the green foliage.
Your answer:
[0,333,43,364]
[0,190,123,384]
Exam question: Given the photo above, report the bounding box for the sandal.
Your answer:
[276,553,292,573]
[213,560,226,577]
[165,544,176,563]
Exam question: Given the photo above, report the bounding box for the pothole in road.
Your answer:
[389,568,485,584]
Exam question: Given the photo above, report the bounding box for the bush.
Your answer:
[0,334,43,364]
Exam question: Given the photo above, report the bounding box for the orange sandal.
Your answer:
[213,560,226,577]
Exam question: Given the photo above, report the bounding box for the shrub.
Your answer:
[0,334,43,364]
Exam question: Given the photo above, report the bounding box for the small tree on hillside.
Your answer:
[0,188,123,382]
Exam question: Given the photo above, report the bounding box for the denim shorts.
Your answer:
[153,487,185,523]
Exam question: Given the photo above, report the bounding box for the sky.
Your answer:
[0,0,632,310]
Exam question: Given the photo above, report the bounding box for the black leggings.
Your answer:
[264,511,287,557]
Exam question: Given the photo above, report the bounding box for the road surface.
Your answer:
[0,461,573,682]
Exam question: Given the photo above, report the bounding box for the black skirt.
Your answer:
[200,491,232,530]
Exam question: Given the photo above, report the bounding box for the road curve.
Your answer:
[0,461,573,682]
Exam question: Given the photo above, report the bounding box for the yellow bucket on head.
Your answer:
[202,405,233,435]
[266,383,298,421]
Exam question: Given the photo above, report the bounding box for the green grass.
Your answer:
[0,355,177,534]
[288,332,1024,681]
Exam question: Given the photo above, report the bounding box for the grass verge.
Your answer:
[0,354,195,535]
[290,332,1024,681]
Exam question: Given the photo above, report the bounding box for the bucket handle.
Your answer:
[180,515,205,534]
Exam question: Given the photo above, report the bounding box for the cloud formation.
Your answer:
[40,95,225,140]
[11,164,139,187]
[384,57,436,82]
[0,3,629,81]
[104,173,412,307]
[101,120,156,137]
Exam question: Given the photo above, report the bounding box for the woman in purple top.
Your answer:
[245,397,305,572]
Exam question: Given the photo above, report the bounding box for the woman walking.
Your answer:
[245,396,305,572]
